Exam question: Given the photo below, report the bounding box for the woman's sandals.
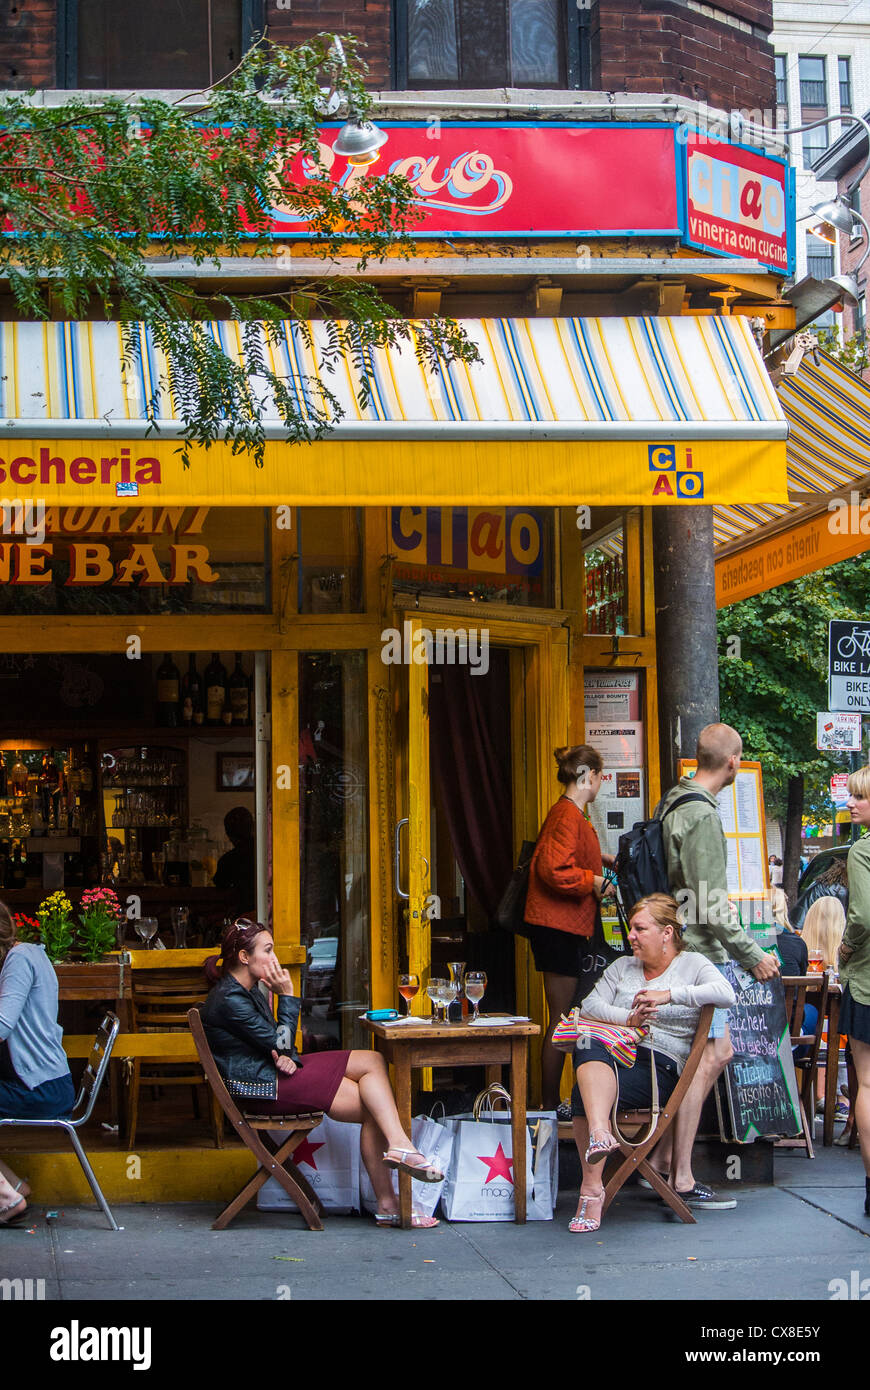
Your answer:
[382,1148,444,1183]
[569,1191,604,1233]
[584,1129,619,1164]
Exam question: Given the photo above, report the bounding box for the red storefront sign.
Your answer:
[683,132,792,273]
[269,122,681,238]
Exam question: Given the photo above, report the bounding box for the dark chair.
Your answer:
[187,1008,325,1231]
[0,1012,121,1230]
[776,973,829,1159]
[602,1005,715,1225]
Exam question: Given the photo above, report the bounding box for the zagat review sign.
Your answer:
[0,506,218,586]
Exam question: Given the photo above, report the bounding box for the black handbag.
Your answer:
[573,903,630,1007]
[493,839,537,937]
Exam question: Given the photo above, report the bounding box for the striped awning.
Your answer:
[0,316,787,507]
[714,351,870,548]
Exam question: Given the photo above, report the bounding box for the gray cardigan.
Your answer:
[0,943,71,1089]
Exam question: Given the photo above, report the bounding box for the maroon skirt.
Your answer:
[245,1050,350,1116]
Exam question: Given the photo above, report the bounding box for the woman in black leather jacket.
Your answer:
[201,919,444,1228]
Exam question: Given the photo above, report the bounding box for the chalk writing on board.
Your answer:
[721,962,801,1142]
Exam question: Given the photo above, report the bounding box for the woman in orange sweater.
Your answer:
[525,744,615,1110]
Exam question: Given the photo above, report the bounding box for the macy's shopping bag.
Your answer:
[257,1115,361,1215]
[440,1084,558,1222]
[359,1112,455,1219]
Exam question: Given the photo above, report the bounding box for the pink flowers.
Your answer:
[80,888,123,919]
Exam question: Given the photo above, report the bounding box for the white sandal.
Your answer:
[382,1148,444,1183]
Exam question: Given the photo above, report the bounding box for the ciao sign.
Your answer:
[684,133,791,272]
[391,506,545,577]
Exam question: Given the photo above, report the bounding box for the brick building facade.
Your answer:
[0,0,774,112]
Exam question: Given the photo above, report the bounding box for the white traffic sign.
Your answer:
[829,620,870,711]
[831,773,851,807]
[817,711,862,751]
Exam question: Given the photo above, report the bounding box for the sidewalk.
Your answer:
[4,1144,868,1301]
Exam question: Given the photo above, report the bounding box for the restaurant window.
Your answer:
[297,508,364,614]
[839,56,852,112]
[393,0,587,89]
[584,518,626,635]
[798,55,828,166]
[0,507,269,617]
[299,652,370,1053]
[389,506,554,606]
[806,231,834,282]
[60,0,262,88]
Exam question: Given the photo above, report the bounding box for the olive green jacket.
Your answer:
[842,836,870,1005]
[658,777,765,970]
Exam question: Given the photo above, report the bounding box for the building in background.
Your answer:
[813,115,870,373]
[772,0,870,322]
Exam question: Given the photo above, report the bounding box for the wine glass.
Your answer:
[136,916,159,950]
[426,978,447,1024]
[439,978,458,1024]
[398,972,419,1017]
[465,970,487,1023]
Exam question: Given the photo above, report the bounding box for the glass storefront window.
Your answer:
[0,506,269,616]
[584,520,626,634]
[390,505,554,606]
[298,651,370,1052]
[298,508,363,613]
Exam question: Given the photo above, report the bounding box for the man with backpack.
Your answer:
[652,723,779,1210]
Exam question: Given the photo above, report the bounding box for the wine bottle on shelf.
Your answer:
[156,653,181,728]
[229,653,250,725]
[204,652,228,726]
[181,654,202,726]
[10,751,28,798]
[0,752,6,798]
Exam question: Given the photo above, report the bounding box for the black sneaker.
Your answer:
[675,1182,736,1210]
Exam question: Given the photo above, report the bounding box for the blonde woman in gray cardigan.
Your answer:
[569,893,735,1234]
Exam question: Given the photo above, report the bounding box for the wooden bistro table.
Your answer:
[362,1017,540,1230]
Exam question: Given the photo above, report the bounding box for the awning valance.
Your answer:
[715,350,870,606]
[0,317,787,507]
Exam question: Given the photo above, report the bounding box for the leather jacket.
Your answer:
[200,973,301,1101]
[791,881,849,933]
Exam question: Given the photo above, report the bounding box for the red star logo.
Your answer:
[293,1136,326,1169]
[476,1141,514,1185]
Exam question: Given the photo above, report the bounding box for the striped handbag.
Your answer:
[551,1009,648,1065]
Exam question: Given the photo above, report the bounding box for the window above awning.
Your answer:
[715,351,870,606]
[0,317,787,507]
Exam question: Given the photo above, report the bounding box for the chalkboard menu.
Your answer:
[721,962,802,1142]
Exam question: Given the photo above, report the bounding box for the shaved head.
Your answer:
[696,723,742,772]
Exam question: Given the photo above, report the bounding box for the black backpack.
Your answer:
[615,792,708,914]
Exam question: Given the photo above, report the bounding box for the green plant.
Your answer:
[36,891,76,964]
[77,888,123,963]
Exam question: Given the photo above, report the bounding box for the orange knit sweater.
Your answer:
[524,798,602,937]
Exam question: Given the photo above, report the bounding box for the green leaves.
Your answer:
[0,34,479,467]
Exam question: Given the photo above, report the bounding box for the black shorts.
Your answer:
[571,1042,679,1116]
[526,922,587,976]
[841,984,870,1046]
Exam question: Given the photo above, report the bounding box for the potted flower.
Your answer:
[77,887,124,963]
[13,912,40,943]
[35,890,75,964]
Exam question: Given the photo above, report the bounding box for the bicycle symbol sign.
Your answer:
[829,620,870,712]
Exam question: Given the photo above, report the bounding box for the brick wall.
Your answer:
[0,0,56,88]
[0,0,773,108]
[593,0,775,113]
[837,159,869,353]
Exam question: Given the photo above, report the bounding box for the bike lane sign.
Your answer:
[829,620,870,711]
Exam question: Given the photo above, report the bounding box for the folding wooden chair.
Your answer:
[602,1004,714,1225]
[776,973,829,1160]
[187,1008,325,1231]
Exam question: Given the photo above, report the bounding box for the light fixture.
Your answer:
[333,119,388,166]
[824,271,861,306]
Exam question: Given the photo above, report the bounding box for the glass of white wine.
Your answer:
[426,978,447,1024]
[465,971,487,1023]
[135,916,159,950]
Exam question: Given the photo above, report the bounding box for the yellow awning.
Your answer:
[0,317,787,506]
[715,350,870,606]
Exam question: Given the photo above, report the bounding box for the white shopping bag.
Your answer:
[360,1112,455,1219]
[257,1115,361,1214]
[440,1084,558,1222]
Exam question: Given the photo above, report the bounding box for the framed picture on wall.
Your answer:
[217,753,255,791]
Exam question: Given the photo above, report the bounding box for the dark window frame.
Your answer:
[391,0,588,91]
[839,56,853,112]
[56,0,264,88]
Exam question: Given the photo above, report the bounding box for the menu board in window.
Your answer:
[678,760,769,896]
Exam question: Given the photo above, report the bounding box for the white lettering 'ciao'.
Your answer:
[49,1322,152,1371]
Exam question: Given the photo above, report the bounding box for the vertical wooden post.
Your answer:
[271,649,300,995]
